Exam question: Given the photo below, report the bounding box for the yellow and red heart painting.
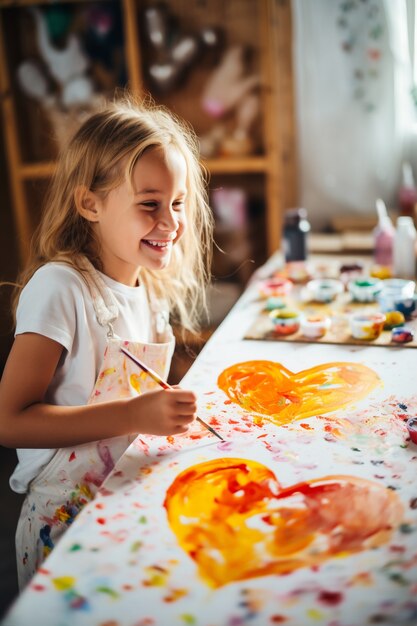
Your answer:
[165,457,403,588]
[217,360,381,425]
[162,360,405,589]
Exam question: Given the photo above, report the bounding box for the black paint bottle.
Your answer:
[283,208,310,262]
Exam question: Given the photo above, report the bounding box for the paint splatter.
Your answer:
[163,588,187,603]
[83,442,116,487]
[130,372,145,394]
[39,525,54,558]
[52,576,90,611]
[47,483,94,528]
[179,615,196,625]
[317,589,343,606]
[217,360,380,425]
[164,458,403,588]
[52,576,76,591]
[96,586,120,599]
[142,565,169,587]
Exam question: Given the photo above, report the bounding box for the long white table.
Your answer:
[3,255,417,626]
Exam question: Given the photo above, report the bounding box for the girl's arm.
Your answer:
[0,333,197,449]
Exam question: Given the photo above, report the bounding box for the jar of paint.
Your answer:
[264,296,286,311]
[339,262,364,286]
[258,277,293,299]
[300,314,331,339]
[306,278,344,303]
[393,295,417,319]
[348,277,383,303]
[269,309,300,336]
[383,310,405,330]
[350,312,386,341]
[284,260,311,284]
[370,265,393,280]
[406,417,417,444]
[391,327,414,344]
[377,278,416,315]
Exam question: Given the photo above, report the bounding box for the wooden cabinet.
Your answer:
[0,0,297,279]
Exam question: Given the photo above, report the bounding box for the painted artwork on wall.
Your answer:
[4,344,417,626]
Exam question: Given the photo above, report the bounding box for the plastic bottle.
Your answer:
[393,216,417,279]
[398,162,417,219]
[373,198,394,267]
[283,208,311,262]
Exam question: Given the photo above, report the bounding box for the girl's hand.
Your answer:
[127,387,197,436]
[0,333,198,447]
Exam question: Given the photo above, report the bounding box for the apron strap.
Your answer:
[78,256,173,343]
[145,281,172,341]
[78,256,119,336]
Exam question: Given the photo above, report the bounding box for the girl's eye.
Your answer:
[138,200,185,211]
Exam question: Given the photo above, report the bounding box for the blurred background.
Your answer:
[0,0,416,617]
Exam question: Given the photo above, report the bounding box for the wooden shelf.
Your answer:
[19,162,56,179]
[203,156,268,175]
[0,0,94,5]
[0,0,297,267]
[17,156,268,180]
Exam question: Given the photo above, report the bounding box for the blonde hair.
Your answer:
[13,94,213,334]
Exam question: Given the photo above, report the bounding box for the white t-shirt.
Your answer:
[10,262,153,494]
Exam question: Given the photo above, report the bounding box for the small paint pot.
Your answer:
[300,314,331,339]
[284,261,311,284]
[306,278,344,303]
[392,295,417,319]
[406,418,417,444]
[370,265,393,280]
[391,327,414,344]
[269,309,300,336]
[339,262,364,286]
[383,310,405,330]
[377,279,416,312]
[264,296,286,311]
[348,277,383,303]
[350,312,386,341]
[383,278,415,297]
[259,277,293,298]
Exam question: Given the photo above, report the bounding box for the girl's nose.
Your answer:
[158,206,179,231]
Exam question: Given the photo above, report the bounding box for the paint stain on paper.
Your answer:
[164,458,402,588]
[52,576,89,611]
[217,360,380,425]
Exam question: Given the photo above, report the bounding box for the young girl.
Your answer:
[0,94,213,589]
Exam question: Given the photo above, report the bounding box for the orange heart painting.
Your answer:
[217,360,380,425]
[164,458,403,589]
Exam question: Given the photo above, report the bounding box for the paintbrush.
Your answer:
[121,346,224,441]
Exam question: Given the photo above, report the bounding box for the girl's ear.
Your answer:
[74,186,101,222]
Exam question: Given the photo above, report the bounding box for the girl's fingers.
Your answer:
[174,424,190,434]
[175,401,197,414]
[174,413,195,424]
[168,389,197,404]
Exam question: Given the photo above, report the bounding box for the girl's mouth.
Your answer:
[142,239,172,250]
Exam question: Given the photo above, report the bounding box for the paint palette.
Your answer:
[246,272,417,348]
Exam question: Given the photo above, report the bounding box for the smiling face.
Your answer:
[91,145,188,285]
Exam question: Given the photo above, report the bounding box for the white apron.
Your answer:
[15,260,174,589]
